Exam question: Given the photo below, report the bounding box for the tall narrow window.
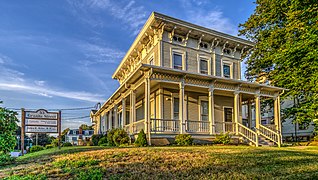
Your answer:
[224,108,233,122]
[200,59,208,74]
[201,101,208,121]
[173,54,182,70]
[149,57,154,65]
[173,98,179,120]
[223,64,231,78]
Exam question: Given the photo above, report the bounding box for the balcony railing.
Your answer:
[185,120,209,133]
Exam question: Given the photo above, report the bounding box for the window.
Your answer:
[223,64,231,78]
[149,57,154,65]
[173,35,183,43]
[200,59,208,74]
[224,108,233,122]
[201,101,208,121]
[199,42,208,49]
[173,53,183,70]
[173,98,179,120]
[299,122,309,130]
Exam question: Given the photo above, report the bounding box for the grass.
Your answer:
[2,145,318,179]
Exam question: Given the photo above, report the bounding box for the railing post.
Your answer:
[274,94,282,147]
[234,91,240,135]
[255,132,259,147]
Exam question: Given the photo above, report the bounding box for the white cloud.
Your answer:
[0,82,104,102]
[78,43,125,66]
[187,10,238,36]
[67,0,147,35]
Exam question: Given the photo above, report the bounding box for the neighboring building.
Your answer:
[66,128,94,145]
[90,12,285,147]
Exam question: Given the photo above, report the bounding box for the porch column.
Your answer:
[130,90,136,132]
[274,94,282,146]
[122,98,126,127]
[179,80,185,134]
[255,95,261,130]
[144,77,151,145]
[208,87,215,134]
[109,109,113,130]
[247,99,252,128]
[234,92,240,135]
[114,105,118,128]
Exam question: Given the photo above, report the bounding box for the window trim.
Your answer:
[198,96,208,121]
[197,55,211,75]
[148,53,154,65]
[223,106,233,123]
[170,49,186,71]
[221,60,233,79]
[171,93,179,120]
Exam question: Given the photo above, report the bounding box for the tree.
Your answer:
[0,101,19,154]
[61,128,70,142]
[239,0,318,127]
[31,133,52,146]
[79,124,93,130]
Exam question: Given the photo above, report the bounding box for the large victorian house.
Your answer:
[90,12,284,147]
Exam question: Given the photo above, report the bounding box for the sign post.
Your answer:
[21,109,61,155]
[21,108,25,156]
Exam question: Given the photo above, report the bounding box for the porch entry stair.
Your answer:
[238,123,281,147]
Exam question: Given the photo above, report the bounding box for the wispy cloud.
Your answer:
[0,53,105,102]
[178,0,238,36]
[67,0,147,35]
[78,43,125,66]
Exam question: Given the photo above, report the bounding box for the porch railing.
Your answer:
[263,124,277,132]
[214,122,236,133]
[124,119,145,135]
[185,120,210,133]
[150,118,179,132]
[238,122,258,146]
[258,124,281,146]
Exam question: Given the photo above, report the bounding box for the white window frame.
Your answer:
[223,106,234,123]
[170,49,186,71]
[148,53,154,65]
[197,55,211,75]
[221,60,233,79]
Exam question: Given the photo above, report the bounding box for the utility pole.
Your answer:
[21,108,25,156]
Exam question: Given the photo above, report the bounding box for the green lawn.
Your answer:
[2,145,318,179]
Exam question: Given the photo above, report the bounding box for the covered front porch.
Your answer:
[100,65,283,146]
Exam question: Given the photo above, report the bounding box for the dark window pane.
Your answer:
[224,108,232,122]
[200,59,208,74]
[173,98,179,119]
[173,54,182,70]
[223,64,230,78]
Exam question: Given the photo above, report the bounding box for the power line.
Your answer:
[62,115,90,120]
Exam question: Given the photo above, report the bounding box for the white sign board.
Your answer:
[25,126,58,133]
[26,119,57,126]
[25,109,58,120]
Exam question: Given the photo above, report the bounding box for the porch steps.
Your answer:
[258,137,275,147]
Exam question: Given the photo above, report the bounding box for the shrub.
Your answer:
[62,142,73,147]
[91,134,103,146]
[0,153,14,166]
[45,144,54,149]
[52,139,59,147]
[107,129,117,146]
[113,129,129,147]
[86,141,93,146]
[134,129,148,147]
[98,137,108,146]
[30,145,44,153]
[175,134,193,146]
[214,132,232,145]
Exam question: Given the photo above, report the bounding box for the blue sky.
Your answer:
[0,0,255,129]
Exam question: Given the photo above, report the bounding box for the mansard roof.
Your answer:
[112,12,254,81]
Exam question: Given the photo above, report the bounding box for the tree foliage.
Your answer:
[31,133,53,146]
[239,0,318,124]
[79,124,93,130]
[0,101,19,154]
